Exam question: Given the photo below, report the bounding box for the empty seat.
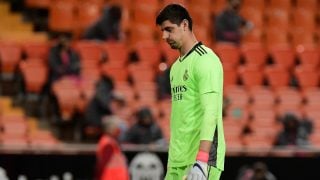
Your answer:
[101,42,129,67]
[224,85,249,106]
[100,63,129,82]
[264,28,290,49]
[214,43,241,68]
[264,65,291,90]
[296,46,320,68]
[48,0,75,32]
[0,42,22,74]
[134,41,162,67]
[269,44,296,70]
[223,63,239,87]
[275,87,303,108]
[19,59,48,93]
[249,86,275,108]
[268,0,292,11]
[52,77,81,120]
[302,88,320,107]
[291,8,316,32]
[22,41,50,60]
[240,43,267,67]
[265,8,290,31]
[238,65,264,88]
[294,65,319,89]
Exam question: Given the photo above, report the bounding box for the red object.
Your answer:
[96,135,129,180]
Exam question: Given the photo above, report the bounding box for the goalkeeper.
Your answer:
[156,4,226,180]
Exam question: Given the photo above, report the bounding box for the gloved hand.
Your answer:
[187,160,208,180]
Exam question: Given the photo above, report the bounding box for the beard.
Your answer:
[167,40,179,49]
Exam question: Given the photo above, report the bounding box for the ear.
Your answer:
[182,19,189,30]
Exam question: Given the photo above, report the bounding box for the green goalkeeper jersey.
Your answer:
[168,42,225,170]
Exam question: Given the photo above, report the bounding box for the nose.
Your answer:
[162,31,169,40]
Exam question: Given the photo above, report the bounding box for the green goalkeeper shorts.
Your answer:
[165,164,222,180]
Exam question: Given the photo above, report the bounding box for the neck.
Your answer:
[179,32,198,57]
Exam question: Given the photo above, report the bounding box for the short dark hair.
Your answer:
[156,4,193,30]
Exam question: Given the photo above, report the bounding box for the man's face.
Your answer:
[159,20,185,50]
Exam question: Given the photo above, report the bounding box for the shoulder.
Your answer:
[194,45,220,64]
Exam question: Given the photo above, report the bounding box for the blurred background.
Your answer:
[0,0,319,179]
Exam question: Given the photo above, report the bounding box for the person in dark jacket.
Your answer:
[214,0,253,44]
[48,35,80,83]
[82,75,115,141]
[123,107,164,144]
[82,4,122,41]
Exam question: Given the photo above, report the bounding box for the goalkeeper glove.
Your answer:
[187,160,208,180]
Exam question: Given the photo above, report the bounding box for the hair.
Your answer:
[156,4,193,30]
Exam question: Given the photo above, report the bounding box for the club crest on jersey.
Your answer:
[183,70,189,81]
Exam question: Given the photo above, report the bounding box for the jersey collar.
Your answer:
[179,42,203,62]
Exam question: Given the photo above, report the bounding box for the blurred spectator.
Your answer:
[274,113,313,147]
[82,4,123,41]
[95,115,130,180]
[123,107,164,144]
[156,66,171,100]
[237,161,277,180]
[214,0,253,44]
[48,34,80,84]
[82,75,115,141]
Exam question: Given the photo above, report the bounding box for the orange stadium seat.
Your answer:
[211,0,227,15]
[264,28,290,49]
[129,23,157,46]
[275,87,303,110]
[100,63,129,83]
[240,43,267,67]
[52,77,81,121]
[134,41,162,67]
[290,28,316,48]
[291,8,317,33]
[73,40,103,68]
[294,65,319,89]
[132,0,159,25]
[224,85,249,106]
[264,65,291,90]
[269,44,296,70]
[0,42,22,74]
[223,63,239,87]
[242,0,265,10]
[296,0,319,12]
[250,107,278,127]
[268,0,292,11]
[189,5,211,28]
[240,7,264,29]
[22,41,50,60]
[48,0,76,32]
[243,132,275,149]
[238,65,264,88]
[296,46,320,68]
[302,88,320,108]
[241,29,263,44]
[19,59,48,93]
[265,8,290,31]
[101,42,129,67]
[128,63,156,84]
[214,43,241,68]
[249,86,275,108]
